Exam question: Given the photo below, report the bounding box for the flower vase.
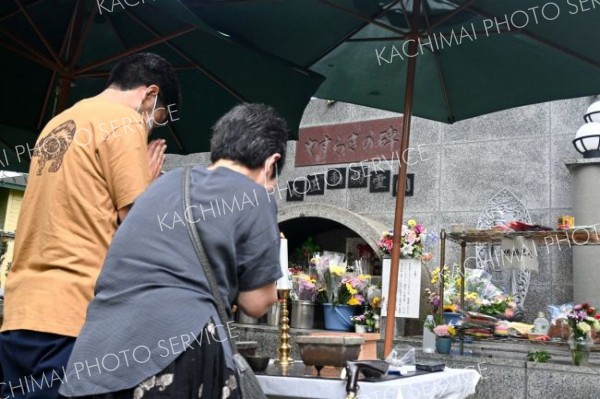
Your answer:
[568,333,593,366]
[323,304,357,331]
[355,324,367,334]
[290,300,315,329]
[435,337,452,354]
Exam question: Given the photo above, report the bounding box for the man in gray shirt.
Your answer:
[59,103,287,399]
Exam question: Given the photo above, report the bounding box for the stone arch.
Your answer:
[277,203,389,255]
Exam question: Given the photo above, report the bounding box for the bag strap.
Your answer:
[182,166,237,354]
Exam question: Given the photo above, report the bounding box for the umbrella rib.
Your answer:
[36,4,78,130]
[397,0,411,28]
[67,2,97,70]
[0,26,56,69]
[15,0,63,68]
[308,0,403,66]
[0,38,53,70]
[422,0,456,122]
[61,0,80,60]
[122,9,247,102]
[104,14,129,50]
[461,3,600,71]
[76,26,197,74]
[424,0,478,34]
[0,0,44,22]
[317,0,406,36]
[37,70,58,130]
[347,36,408,42]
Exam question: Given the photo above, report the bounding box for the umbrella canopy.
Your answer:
[0,0,324,172]
[188,0,600,355]
[191,0,600,122]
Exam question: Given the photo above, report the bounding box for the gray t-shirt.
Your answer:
[59,166,282,396]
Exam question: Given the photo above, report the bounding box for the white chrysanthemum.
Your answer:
[578,322,591,334]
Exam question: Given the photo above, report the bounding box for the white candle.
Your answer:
[277,238,290,289]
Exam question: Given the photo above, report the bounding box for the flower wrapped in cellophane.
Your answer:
[290,269,317,302]
[429,265,518,319]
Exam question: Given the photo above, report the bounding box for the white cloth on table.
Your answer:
[258,367,480,399]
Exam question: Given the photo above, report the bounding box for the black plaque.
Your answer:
[392,173,415,197]
[286,180,305,201]
[326,168,346,189]
[306,174,325,195]
[348,166,368,188]
[369,170,391,193]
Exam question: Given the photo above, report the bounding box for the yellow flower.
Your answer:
[358,274,371,281]
[346,283,358,295]
[443,304,457,313]
[431,268,440,285]
[466,292,478,301]
[407,219,417,228]
[448,325,457,336]
[372,297,381,307]
[330,265,345,276]
[347,297,360,306]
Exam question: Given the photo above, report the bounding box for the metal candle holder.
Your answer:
[276,288,293,365]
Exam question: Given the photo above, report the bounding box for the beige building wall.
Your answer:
[0,189,23,287]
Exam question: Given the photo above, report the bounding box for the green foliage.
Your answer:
[478,301,508,318]
[294,236,320,266]
[527,350,551,363]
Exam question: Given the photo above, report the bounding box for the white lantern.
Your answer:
[573,122,600,158]
[584,101,600,123]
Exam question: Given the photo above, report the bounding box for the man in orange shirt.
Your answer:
[0,52,180,399]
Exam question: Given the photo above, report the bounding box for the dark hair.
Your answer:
[210,104,288,176]
[107,52,181,114]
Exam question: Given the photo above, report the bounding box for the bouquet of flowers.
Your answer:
[365,310,376,331]
[351,311,376,331]
[336,276,368,306]
[567,303,600,365]
[316,267,370,307]
[365,285,383,314]
[350,314,367,326]
[567,303,600,340]
[290,270,317,302]
[433,324,456,337]
[377,219,437,260]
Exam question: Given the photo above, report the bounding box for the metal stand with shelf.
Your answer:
[439,227,600,355]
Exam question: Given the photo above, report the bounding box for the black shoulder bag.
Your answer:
[182,166,267,399]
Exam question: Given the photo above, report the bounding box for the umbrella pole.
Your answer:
[383,0,422,357]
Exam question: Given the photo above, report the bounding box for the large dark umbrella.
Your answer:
[188,0,600,354]
[0,0,324,172]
